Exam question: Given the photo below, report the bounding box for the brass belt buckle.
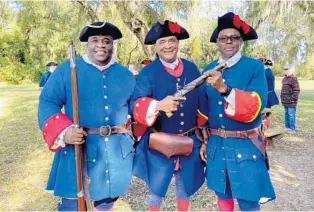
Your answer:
[99,125,112,136]
[218,128,227,138]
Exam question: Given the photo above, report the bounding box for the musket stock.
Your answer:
[69,44,86,211]
[166,63,227,118]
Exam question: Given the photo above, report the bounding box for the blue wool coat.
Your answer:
[265,68,279,108]
[38,57,135,201]
[131,58,206,197]
[203,56,276,202]
[39,71,52,88]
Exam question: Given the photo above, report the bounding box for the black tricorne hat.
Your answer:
[258,57,273,66]
[210,12,258,43]
[46,61,58,67]
[144,20,189,45]
[79,21,122,42]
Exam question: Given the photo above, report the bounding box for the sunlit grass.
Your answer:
[0,81,313,211]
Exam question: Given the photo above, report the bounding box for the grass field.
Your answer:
[0,79,313,211]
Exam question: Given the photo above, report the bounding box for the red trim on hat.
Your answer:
[233,15,242,28]
[241,21,250,34]
[142,59,151,65]
[42,113,73,152]
[168,22,181,34]
[233,14,250,34]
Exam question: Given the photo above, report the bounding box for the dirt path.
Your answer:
[263,131,314,211]
[121,131,314,211]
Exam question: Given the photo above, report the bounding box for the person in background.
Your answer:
[39,61,58,91]
[141,58,152,68]
[280,63,300,134]
[258,57,279,129]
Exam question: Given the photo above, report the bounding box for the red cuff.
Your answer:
[42,113,73,152]
[197,109,208,126]
[133,123,147,137]
[225,89,262,123]
[133,97,157,126]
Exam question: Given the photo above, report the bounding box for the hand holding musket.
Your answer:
[166,63,227,118]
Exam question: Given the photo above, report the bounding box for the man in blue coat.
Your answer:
[258,57,279,129]
[131,20,208,211]
[38,22,135,211]
[200,13,276,211]
[39,61,58,91]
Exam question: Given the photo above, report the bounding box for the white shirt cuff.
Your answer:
[54,125,74,148]
[146,100,159,126]
[224,89,236,116]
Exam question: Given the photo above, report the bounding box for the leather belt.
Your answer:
[209,128,260,139]
[152,127,197,137]
[84,125,128,136]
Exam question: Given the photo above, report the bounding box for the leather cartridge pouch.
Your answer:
[149,132,193,158]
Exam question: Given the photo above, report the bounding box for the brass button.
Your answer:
[105,117,109,121]
[104,95,108,99]
[105,106,109,110]
[180,104,183,108]
[218,101,222,105]
[106,180,110,184]
[103,85,107,89]
[180,113,184,117]
[252,155,257,159]
[106,169,109,173]
[180,121,184,125]
[177,78,180,82]
[105,138,109,142]
[93,159,96,163]
[219,114,223,118]
[237,154,242,159]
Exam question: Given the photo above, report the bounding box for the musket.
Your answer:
[69,44,86,211]
[166,63,228,118]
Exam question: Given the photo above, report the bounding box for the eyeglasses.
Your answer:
[217,35,242,43]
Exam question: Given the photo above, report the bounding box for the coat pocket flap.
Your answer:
[235,148,262,163]
[206,146,217,160]
[119,136,134,159]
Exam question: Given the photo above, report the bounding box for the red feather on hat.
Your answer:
[168,22,181,33]
[233,15,242,28]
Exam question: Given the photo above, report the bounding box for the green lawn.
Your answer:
[0,80,313,211]
[0,84,57,210]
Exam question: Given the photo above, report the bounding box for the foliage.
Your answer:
[0,0,314,84]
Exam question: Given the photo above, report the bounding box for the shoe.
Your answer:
[287,130,296,134]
